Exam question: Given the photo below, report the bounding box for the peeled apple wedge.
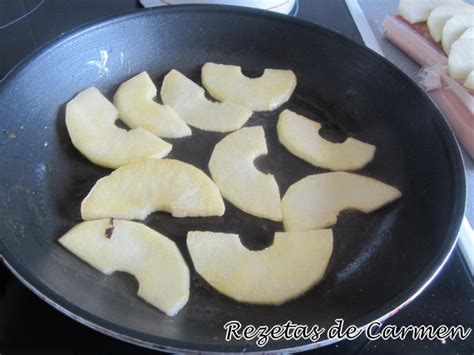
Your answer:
[399,0,464,24]
[201,63,296,111]
[160,69,252,132]
[277,110,376,171]
[460,27,474,39]
[427,4,474,42]
[59,219,190,316]
[208,126,282,221]
[281,172,402,231]
[81,159,225,220]
[65,87,171,169]
[442,14,474,53]
[187,230,333,305]
[465,70,474,90]
[448,37,474,80]
[113,72,191,138]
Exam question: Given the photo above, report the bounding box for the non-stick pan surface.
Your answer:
[0,5,465,353]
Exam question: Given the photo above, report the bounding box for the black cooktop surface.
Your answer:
[0,0,472,353]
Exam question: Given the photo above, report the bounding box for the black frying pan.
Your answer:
[0,5,466,353]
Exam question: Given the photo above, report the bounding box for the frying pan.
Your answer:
[0,5,466,353]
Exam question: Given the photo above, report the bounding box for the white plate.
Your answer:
[140,0,296,15]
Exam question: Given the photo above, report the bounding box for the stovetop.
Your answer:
[0,0,473,353]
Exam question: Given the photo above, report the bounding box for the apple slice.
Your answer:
[81,159,225,220]
[427,4,474,42]
[460,27,474,39]
[59,219,189,316]
[282,172,402,231]
[187,230,333,305]
[201,63,296,111]
[113,72,191,138]
[399,0,464,24]
[442,14,474,53]
[277,110,376,171]
[448,37,474,80]
[66,87,171,169]
[465,70,474,90]
[160,69,252,132]
[208,126,282,221]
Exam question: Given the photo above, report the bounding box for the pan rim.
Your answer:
[0,4,466,353]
